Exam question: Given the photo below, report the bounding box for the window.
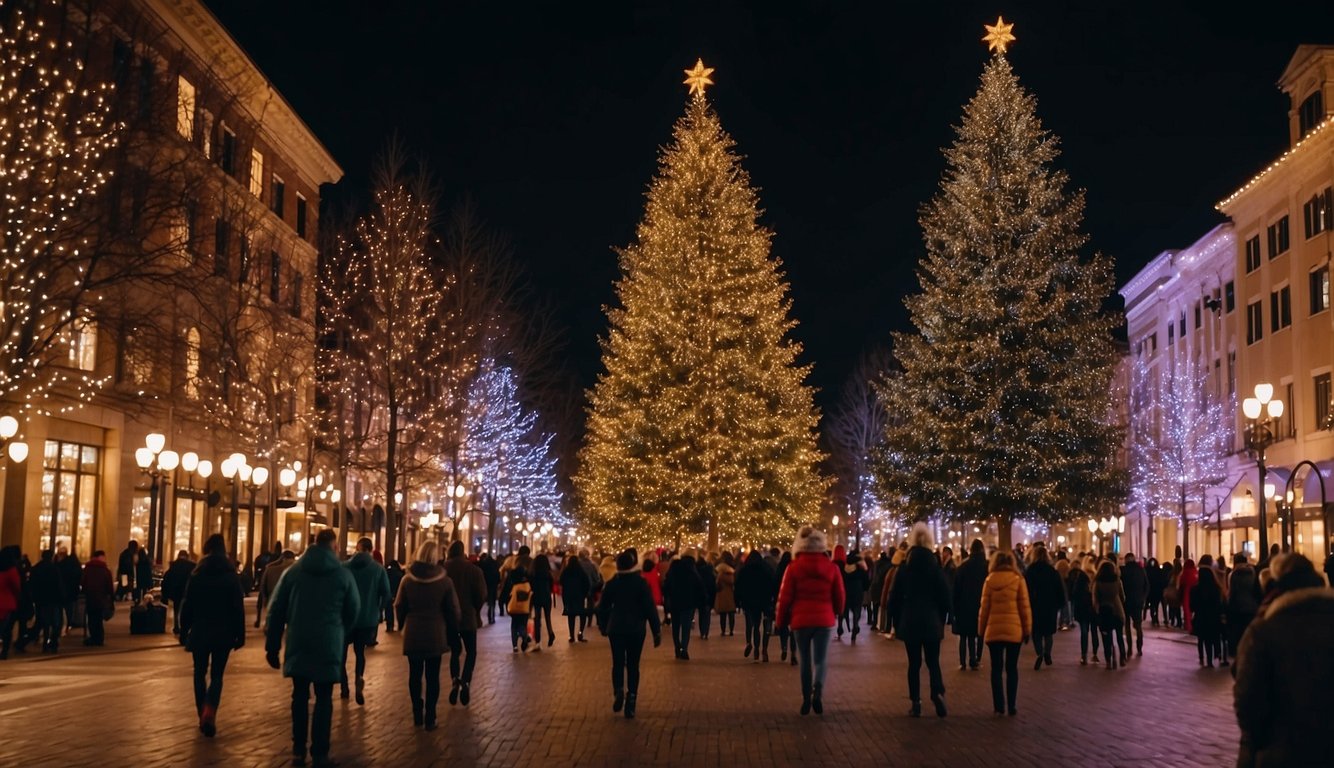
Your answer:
[1247,300,1263,344]
[137,57,154,121]
[1245,235,1262,273]
[176,76,195,140]
[1167,322,1174,346]
[214,219,230,276]
[270,251,281,302]
[291,272,303,318]
[1270,285,1291,331]
[1149,333,1157,356]
[220,125,236,176]
[1225,281,1235,313]
[1228,351,1236,396]
[68,321,97,371]
[1305,188,1333,239]
[1318,373,1333,431]
[1299,91,1325,140]
[185,327,200,400]
[1194,302,1202,329]
[40,440,100,561]
[250,148,264,198]
[1312,266,1330,315]
[119,330,151,385]
[1267,216,1290,258]
[271,176,285,219]
[1179,312,1186,338]
[296,195,308,239]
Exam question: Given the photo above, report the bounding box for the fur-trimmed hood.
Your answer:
[795,526,828,554]
[1265,585,1334,619]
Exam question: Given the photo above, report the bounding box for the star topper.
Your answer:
[982,15,1016,55]
[683,58,715,97]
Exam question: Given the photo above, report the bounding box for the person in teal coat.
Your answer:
[341,537,391,705]
[266,529,360,767]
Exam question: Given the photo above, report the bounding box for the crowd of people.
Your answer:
[3,524,1334,768]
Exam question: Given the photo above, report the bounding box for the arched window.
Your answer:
[185,327,200,399]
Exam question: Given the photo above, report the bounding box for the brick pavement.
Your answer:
[0,600,1238,767]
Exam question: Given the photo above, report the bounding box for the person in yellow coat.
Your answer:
[978,550,1032,716]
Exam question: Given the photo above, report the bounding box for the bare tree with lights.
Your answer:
[826,348,893,549]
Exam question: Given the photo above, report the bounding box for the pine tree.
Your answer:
[577,63,824,552]
[877,47,1123,550]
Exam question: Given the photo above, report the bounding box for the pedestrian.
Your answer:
[775,525,845,716]
[559,553,592,643]
[832,544,847,636]
[1091,560,1127,670]
[29,550,66,654]
[0,545,22,659]
[774,550,796,664]
[477,552,500,625]
[394,540,461,729]
[179,534,245,738]
[55,546,81,637]
[713,553,736,636]
[840,551,870,644]
[529,554,556,649]
[1068,556,1097,664]
[443,540,485,707]
[879,544,908,635]
[1145,556,1166,627]
[598,553,617,587]
[135,545,154,603]
[1226,552,1261,659]
[342,537,391,705]
[161,549,195,637]
[663,549,706,660]
[260,550,296,628]
[502,564,533,652]
[79,549,114,647]
[978,550,1031,716]
[887,523,951,718]
[580,549,605,627]
[695,552,716,640]
[869,551,891,632]
[736,550,776,662]
[952,538,988,670]
[1054,551,1072,630]
[1190,556,1224,668]
[1024,544,1064,670]
[1233,552,1334,767]
[1179,558,1199,633]
[1120,552,1148,657]
[116,540,141,601]
[264,528,361,768]
[595,549,662,719]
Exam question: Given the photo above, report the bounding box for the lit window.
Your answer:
[176,76,195,140]
[1311,266,1330,315]
[185,327,200,399]
[250,148,264,198]
[69,321,97,371]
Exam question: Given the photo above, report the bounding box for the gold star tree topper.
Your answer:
[982,16,1016,54]
[684,58,715,96]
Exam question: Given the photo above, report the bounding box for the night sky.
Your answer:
[206,0,1334,414]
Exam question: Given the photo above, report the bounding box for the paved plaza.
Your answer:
[0,601,1237,767]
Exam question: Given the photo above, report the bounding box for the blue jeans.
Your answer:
[793,627,832,697]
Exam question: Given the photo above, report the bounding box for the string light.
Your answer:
[1217,115,1334,210]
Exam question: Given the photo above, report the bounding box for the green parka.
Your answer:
[345,551,391,630]
[265,545,361,683]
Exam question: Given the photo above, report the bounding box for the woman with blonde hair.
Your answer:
[978,550,1031,716]
[394,539,461,729]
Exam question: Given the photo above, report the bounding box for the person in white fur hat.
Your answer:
[775,525,845,715]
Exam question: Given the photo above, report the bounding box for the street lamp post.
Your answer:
[1242,383,1284,559]
[242,465,268,570]
[134,433,178,564]
[220,453,245,558]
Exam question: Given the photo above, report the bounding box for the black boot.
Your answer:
[425,707,437,731]
[811,683,823,715]
[449,678,461,706]
[800,694,811,715]
[613,689,624,713]
[624,693,637,719]
[412,701,424,727]
[908,700,921,717]
[931,691,947,718]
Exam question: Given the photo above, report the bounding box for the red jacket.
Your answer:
[641,563,664,606]
[776,552,845,631]
[0,566,19,616]
[80,558,115,610]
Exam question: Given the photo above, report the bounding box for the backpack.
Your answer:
[508,584,532,615]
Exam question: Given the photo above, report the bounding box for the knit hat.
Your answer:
[794,525,828,554]
[615,550,637,572]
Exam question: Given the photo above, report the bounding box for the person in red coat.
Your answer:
[80,550,115,647]
[776,526,845,716]
[1179,558,1199,634]
[640,558,664,614]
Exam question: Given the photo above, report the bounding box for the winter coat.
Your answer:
[596,571,662,637]
[1190,575,1224,639]
[394,561,461,658]
[696,558,717,609]
[179,553,245,653]
[886,546,951,643]
[640,562,664,606]
[978,569,1032,644]
[1091,575,1127,629]
[529,562,555,609]
[1120,561,1149,613]
[559,562,592,617]
[345,551,392,631]
[56,555,82,604]
[870,554,892,605]
[135,554,154,595]
[0,565,21,617]
[1068,568,1095,624]
[951,553,988,636]
[1179,563,1199,632]
[264,546,361,683]
[116,547,137,587]
[79,558,114,612]
[598,556,617,587]
[478,556,500,601]
[1233,586,1334,768]
[841,555,871,611]
[1146,563,1168,602]
[663,557,707,614]
[260,557,294,603]
[160,557,195,603]
[1024,560,1066,636]
[776,552,846,631]
[444,554,487,631]
[29,560,65,608]
[735,553,776,614]
[713,563,736,613]
[1228,565,1262,617]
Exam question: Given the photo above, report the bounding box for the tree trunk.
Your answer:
[707,517,718,554]
[996,514,1013,553]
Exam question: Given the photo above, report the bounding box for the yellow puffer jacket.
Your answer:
[978,570,1032,644]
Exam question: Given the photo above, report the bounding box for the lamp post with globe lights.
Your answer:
[242,465,268,569]
[0,415,29,543]
[219,453,245,556]
[134,433,178,563]
[1242,382,1284,558]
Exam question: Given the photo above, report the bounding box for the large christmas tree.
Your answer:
[577,61,824,552]
[877,21,1123,549]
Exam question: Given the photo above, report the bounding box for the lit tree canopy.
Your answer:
[876,53,1123,549]
[577,72,825,551]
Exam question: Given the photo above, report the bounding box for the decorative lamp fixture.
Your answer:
[220,458,239,480]
[1264,482,1276,500]
[279,468,297,487]
[1254,382,1274,405]
[158,450,180,472]
[0,415,17,440]
[237,463,253,484]
[145,433,166,454]
[1087,519,1098,533]
[7,442,28,463]
[251,467,269,487]
[331,489,341,504]
[180,451,199,473]
[1242,398,1262,419]
[1116,515,1126,534]
[135,447,154,470]
[197,460,213,479]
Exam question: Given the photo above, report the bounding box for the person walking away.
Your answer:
[1233,553,1334,767]
[394,540,461,729]
[776,526,845,716]
[1068,557,1097,664]
[736,550,776,662]
[260,550,296,628]
[55,547,82,638]
[695,552,716,640]
[1226,553,1261,660]
[116,540,140,602]
[343,537,391,705]
[952,539,988,670]
[559,554,592,643]
[978,550,1031,716]
[265,529,361,768]
[869,551,891,633]
[1190,557,1224,668]
[1178,558,1199,633]
[841,551,870,645]
[1145,557,1166,627]
[595,549,662,719]
[443,540,485,706]
[831,545,847,637]
[1091,560,1127,669]
[580,549,605,634]
[1121,553,1149,657]
[663,550,706,660]
[0,546,23,658]
[887,524,952,717]
[477,553,500,626]
[774,551,796,664]
[135,546,154,603]
[79,550,114,647]
[161,550,195,637]
[879,545,908,635]
[179,534,245,737]
[713,553,736,637]
[502,566,533,652]
[529,554,556,649]
[29,550,66,653]
[1024,545,1065,670]
[1054,551,1072,630]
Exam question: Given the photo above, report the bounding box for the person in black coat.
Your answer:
[869,551,891,632]
[695,555,717,640]
[179,534,245,737]
[478,554,500,625]
[29,550,66,653]
[1024,545,1065,670]
[559,554,592,643]
[736,550,777,661]
[55,548,82,635]
[952,539,988,670]
[595,550,661,719]
[384,560,405,631]
[528,554,556,648]
[1120,553,1149,656]
[840,552,871,644]
[662,550,706,660]
[1145,557,1167,627]
[1190,560,1224,667]
[886,525,952,717]
[161,550,196,637]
